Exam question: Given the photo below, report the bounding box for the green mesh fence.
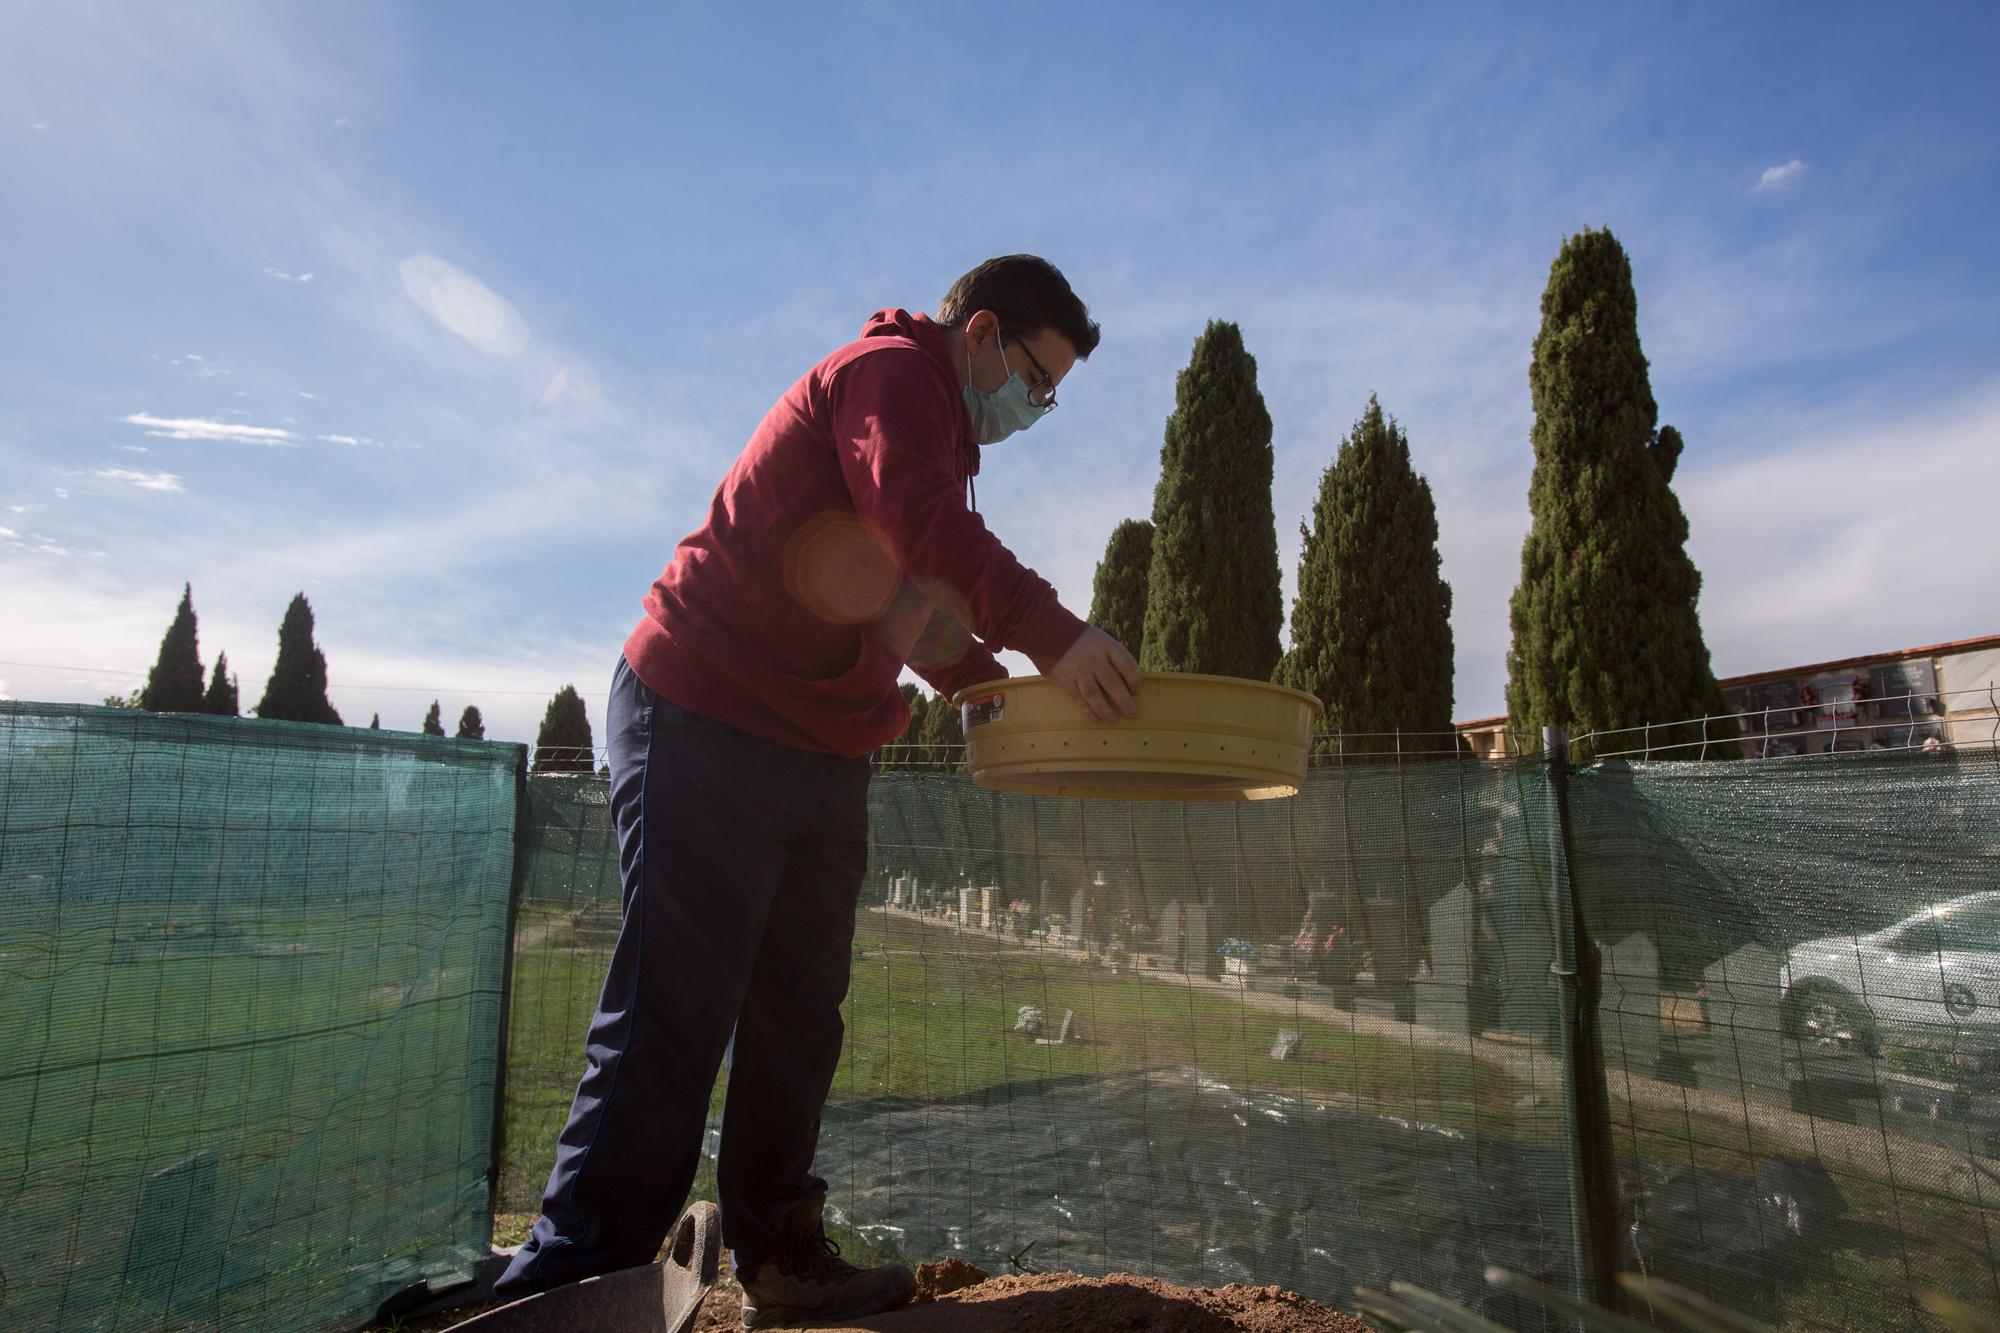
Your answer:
[11,700,1996,1330]
[497,775,624,1215]
[503,760,1590,1323]
[503,749,2000,1330]
[0,703,520,1332]
[1571,748,2000,1328]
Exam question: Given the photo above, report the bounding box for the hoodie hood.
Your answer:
[860,308,981,482]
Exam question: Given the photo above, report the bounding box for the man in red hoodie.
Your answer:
[496,256,1139,1327]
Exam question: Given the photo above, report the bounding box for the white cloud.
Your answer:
[30,120,47,131]
[1754,159,1807,193]
[398,254,530,356]
[0,525,16,539]
[263,267,316,283]
[316,433,379,447]
[333,115,351,128]
[94,466,185,493]
[158,353,232,377]
[1681,383,2000,677]
[117,444,148,453]
[297,390,318,399]
[123,412,299,445]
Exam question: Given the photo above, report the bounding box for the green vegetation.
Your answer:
[422,700,446,736]
[495,905,2000,1330]
[1088,518,1154,653]
[533,684,595,773]
[4,901,500,1330]
[140,583,208,713]
[1141,320,1283,680]
[915,687,963,763]
[456,705,486,740]
[1278,396,1453,748]
[1505,229,1733,753]
[203,651,239,717]
[255,592,343,725]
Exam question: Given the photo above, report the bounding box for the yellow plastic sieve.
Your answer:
[950,672,1323,802]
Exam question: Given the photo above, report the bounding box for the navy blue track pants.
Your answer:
[496,656,870,1295]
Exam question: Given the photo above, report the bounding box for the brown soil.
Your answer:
[693,1258,1371,1332]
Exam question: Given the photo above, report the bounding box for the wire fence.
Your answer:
[5,700,2000,1330]
[501,720,2000,1330]
[1575,684,2000,761]
[0,703,518,1332]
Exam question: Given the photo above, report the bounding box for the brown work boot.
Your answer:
[738,1221,915,1330]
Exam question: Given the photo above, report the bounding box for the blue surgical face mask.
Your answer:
[963,332,1045,445]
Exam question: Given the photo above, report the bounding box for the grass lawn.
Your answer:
[496,904,2000,1330]
[3,900,506,1332]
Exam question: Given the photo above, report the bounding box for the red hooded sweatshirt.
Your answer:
[623,309,1088,758]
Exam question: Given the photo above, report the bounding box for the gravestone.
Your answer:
[1697,943,1788,1108]
[1157,899,1213,976]
[980,886,994,931]
[1069,890,1087,947]
[1363,893,1417,1023]
[1415,884,1475,1038]
[1034,1010,1078,1045]
[958,886,973,929]
[1602,932,1661,1079]
[1014,1005,1043,1037]
[1271,1028,1304,1061]
[126,1152,222,1326]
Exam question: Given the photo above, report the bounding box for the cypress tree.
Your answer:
[369,713,381,730]
[1141,321,1282,679]
[203,653,239,717]
[422,701,446,736]
[455,705,485,740]
[1278,396,1453,750]
[1087,519,1153,653]
[878,683,925,770]
[139,584,206,713]
[915,689,963,771]
[533,685,595,773]
[254,593,342,725]
[1504,229,1734,754]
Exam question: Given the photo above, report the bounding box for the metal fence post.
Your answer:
[1541,726,1620,1310]
[485,744,533,1219]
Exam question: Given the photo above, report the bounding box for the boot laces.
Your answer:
[772,1229,859,1285]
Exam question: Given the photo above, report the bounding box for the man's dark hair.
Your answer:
[938,254,1101,359]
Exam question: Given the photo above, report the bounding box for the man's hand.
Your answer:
[1045,627,1141,722]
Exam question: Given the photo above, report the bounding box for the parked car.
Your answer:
[1780,892,2000,1061]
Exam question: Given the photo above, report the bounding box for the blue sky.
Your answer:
[3,4,1996,745]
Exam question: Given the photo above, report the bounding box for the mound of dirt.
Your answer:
[910,1257,989,1303]
[692,1257,1370,1332]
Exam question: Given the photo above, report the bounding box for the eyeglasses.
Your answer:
[1003,333,1058,412]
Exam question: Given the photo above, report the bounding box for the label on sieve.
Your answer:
[963,693,1004,729]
